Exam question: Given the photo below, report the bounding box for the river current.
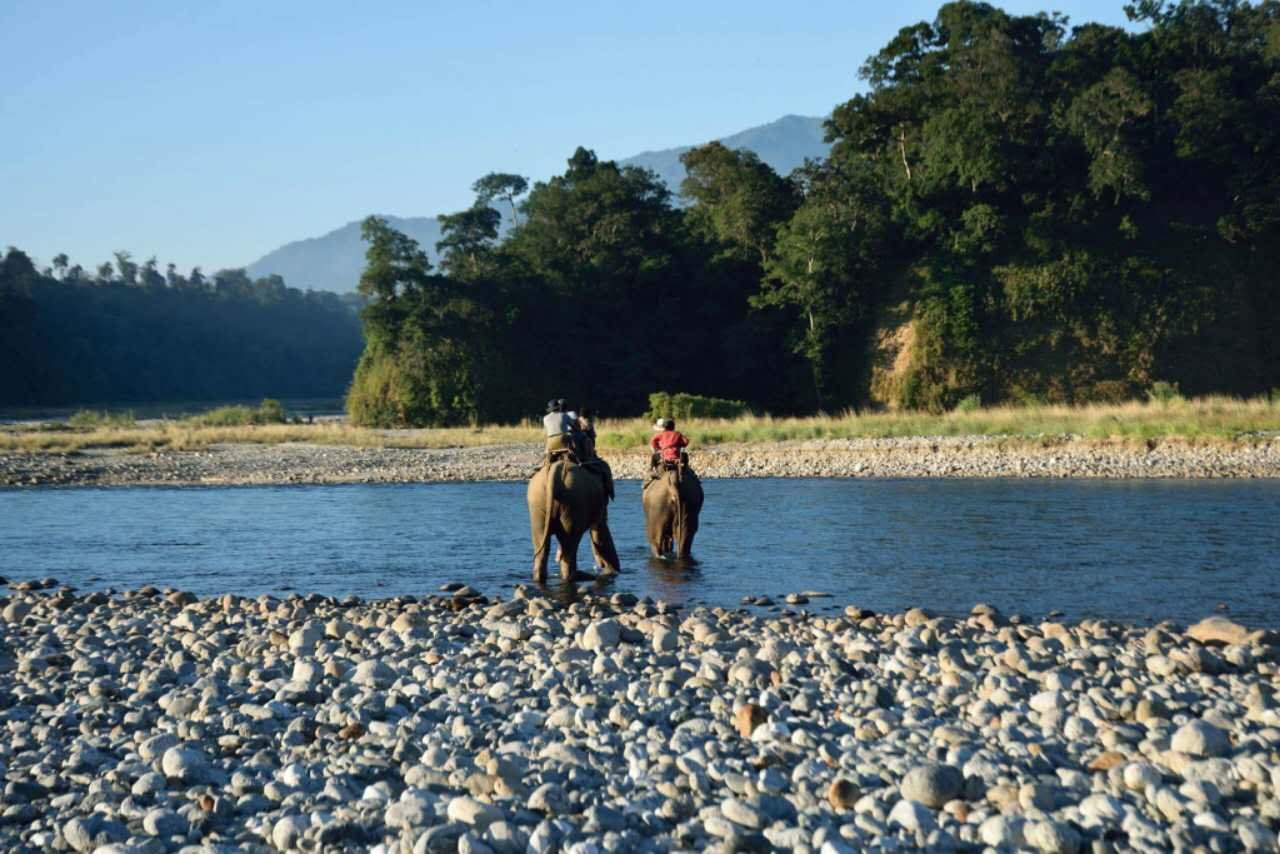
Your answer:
[1,478,1277,626]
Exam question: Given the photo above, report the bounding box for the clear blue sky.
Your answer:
[1,1,1133,274]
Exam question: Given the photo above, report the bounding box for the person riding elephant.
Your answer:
[649,417,689,474]
[543,398,576,460]
[528,450,620,582]
[643,423,703,560]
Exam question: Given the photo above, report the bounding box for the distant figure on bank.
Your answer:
[650,417,689,471]
[543,398,576,459]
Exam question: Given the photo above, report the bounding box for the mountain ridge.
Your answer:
[244,114,829,292]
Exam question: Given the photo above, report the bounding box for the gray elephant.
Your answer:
[528,458,620,582]
[642,465,703,559]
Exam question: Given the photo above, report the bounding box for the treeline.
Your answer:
[349,0,1279,426]
[0,248,363,406]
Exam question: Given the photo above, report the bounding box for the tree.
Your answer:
[680,142,798,267]
[756,160,890,406]
[140,256,166,289]
[51,253,69,279]
[347,217,489,426]
[436,203,502,279]
[471,172,529,226]
[113,251,138,286]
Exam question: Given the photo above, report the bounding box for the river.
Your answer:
[1,478,1277,625]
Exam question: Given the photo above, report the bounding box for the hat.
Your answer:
[653,417,666,432]
[546,399,560,413]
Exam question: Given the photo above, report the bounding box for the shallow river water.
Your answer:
[1,478,1277,626]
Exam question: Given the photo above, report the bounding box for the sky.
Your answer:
[1,0,1135,273]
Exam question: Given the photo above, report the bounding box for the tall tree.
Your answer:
[471,172,529,226]
[680,142,798,267]
[436,203,502,279]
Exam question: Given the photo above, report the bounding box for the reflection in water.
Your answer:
[646,557,701,602]
[1,478,1278,625]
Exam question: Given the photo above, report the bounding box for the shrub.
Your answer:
[646,392,750,422]
[186,399,288,427]
[1146,381,1182,406]
[954,393,982,413]
[68,409,136,429]
[257,398,286,423]
[346,343,477,427]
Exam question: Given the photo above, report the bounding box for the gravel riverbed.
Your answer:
[3,436,1279,487]
[1,582,1278,852]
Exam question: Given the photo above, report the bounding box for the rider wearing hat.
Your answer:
[543,398,576,458]
[650,417,689,470]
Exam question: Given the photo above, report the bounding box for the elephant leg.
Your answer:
[590,513,621,575]
[531,516,552,584]
[558,530,586,580]
[676,521,696,560]
[533,541,549,583]
[643,497,666,558]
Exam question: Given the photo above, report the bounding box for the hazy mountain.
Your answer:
[621,114,828,196]
[245,114,830,292]
[245,216,442,299]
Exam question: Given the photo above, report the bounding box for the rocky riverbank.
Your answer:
[1,582,1278,852]
[2,435,1279,487]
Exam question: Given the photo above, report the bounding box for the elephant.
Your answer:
[528,458,620,582]
[642,464,704,560]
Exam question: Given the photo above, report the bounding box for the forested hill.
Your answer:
[346,0,1280,427]
[0,250,362,407]
[245,114,830,292]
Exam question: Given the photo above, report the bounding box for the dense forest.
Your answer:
[349,0,1279,426]
[0,248,362,407]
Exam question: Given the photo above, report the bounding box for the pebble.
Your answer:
[0,587,1275,852]
[5,434,1279,488]
[581,619,620,651]
[1171,719,1231,758]
[899,763,963,809]
[1024,819,1082,854]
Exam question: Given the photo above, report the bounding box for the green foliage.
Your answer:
[1146,381,1183,406]
[185,399,289,427]
[822,0,1280,409]
[346,217,484,427]
[68,409,137,429]
[955,393,982,413]
[680,142,798,266]
[0,248,362,408]
[471,173,529,224]
[646,392,750,421]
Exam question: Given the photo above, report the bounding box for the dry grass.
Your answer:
[597,396,1280,448]
[2,396,1277,454]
